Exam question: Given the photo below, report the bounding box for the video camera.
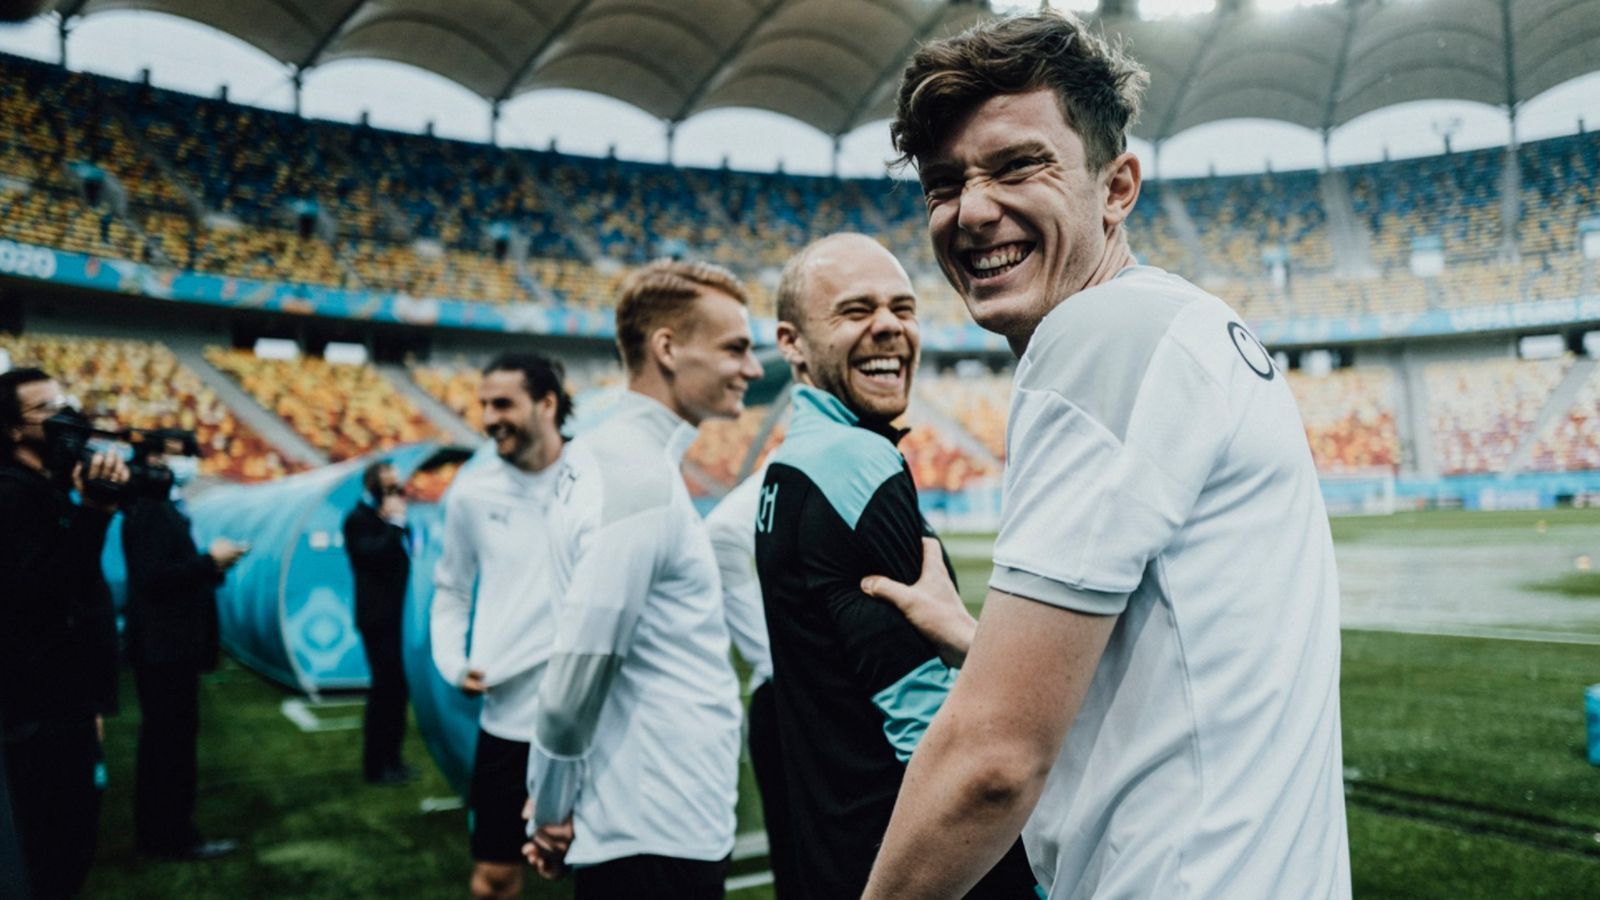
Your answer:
[42,408,199,503]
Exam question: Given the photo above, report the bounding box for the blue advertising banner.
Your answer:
[1251,296,1600,347]
[0,239,616,338]
[3,239,1596,351]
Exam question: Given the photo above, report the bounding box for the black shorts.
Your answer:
[574,853,730,900]
[467,728,531,864]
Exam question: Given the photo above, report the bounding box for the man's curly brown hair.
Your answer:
[891,11,1149,174]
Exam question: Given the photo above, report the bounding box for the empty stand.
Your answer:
[1526,358,1600,472]
[917,370,1009,461]
[205,348,443,462]
[1287,367,1403,472]
[1425,356,1571,476]
[0,332,295,481]
[5,51,1598,325]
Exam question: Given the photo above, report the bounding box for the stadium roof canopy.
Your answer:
[49,0,1600,141]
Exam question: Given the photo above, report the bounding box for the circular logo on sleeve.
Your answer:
[1227,322,1275,381]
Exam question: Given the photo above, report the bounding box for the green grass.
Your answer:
[86,663,482,899]
[84,663,773,899]
[80,510,1600,898]
[1327,506,1599,544]
[1340,630,1600,890]
[88,630,1600,898]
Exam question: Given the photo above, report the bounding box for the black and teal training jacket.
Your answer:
[754,384,1034,900]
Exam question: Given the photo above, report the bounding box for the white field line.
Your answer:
[279,697,362,733]
[725,871,775,893]
[733,831,769,860]
[1347,624,1600,645]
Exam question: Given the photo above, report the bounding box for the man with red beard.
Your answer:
[751,233,1034,899]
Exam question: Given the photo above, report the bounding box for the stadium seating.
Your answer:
[1124,181,1192,273]
[1517,131,1598,261]
[1286,368,1403,472]
[1526,364,1600,472]
[13,52,1600,491]
[1348,147,1506,269]
[6,51,1599,328]
[687,406,784,490]
[917,370,1009,460]
[411,363,486,433]
[407,460,463,504]
[899,424,996,493]
[0,332,294,481]
[204,348,442,461]
[1,186,144,261]
[1170,170,1332,278]
[409,361,626,435]
[1425,356,1571,476]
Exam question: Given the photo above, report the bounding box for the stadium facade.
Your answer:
[2,0,1600,517]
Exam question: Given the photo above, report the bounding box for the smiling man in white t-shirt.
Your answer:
[522,259,764,899]
[858,11,1351,900]
[432,351,572,900]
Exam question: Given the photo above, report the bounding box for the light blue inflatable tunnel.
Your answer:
[186,442,458,693]
[157,441,486,793]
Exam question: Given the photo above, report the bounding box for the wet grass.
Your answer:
[79,510,1600,898]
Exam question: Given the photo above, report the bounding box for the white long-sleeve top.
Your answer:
[704,465,774,691]
[526,390,742,867]
[431,452,561,741]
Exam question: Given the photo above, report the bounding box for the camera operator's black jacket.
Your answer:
[0,463,119,727]
[121,496,222,671]
[341,502,410,635]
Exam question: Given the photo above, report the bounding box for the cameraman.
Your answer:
[0,367,128,899]
[121,433,245,861]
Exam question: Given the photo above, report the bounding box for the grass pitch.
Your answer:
[80,508,1600,898]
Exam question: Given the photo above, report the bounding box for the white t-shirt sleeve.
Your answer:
[706,472,772,684]
[991,317,1233,610]
[430,489,476,688]
[528,503,665,829]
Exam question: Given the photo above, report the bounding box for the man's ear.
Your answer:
[775,321,808,374]
[1102,150,1141,232]
[648,325,676,374]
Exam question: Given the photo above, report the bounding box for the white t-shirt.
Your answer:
[704,465,774,691]
[526,391,741,867]
[431,453,561,741]
[991,266,1351,899]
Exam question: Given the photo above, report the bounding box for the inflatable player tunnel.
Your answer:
[183,443,461,692]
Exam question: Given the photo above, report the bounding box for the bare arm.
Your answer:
[862,589,1117,900]
[861,537,976,668]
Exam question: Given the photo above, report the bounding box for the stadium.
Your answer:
[1,0,1599,897]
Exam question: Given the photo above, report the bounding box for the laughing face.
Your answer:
[778,234,920,425]
[479,368,561,471]
[919,89,1135,350]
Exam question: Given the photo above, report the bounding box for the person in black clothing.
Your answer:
[0,367,128,899]
[343,460,414,784]
[0,726,28,900]
[121,433,247,860]
[753,235,1034,899]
